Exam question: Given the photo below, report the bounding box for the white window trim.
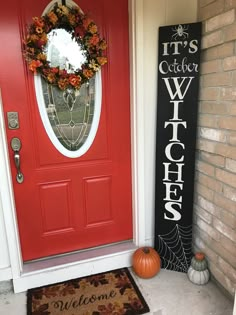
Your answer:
[35,72,102,158]
[0,0,146,293]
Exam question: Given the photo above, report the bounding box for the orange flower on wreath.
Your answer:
[36,53,47,62]
[69,74,81,88]
[58,78,69,90]
[29,60,42,73]
[99,40,107,50]
[35,26,44,34]
[88,23,98,34]
[47,73,56,83]
[29,34,39,43]
[47,11,58,24]
[83,17,93,29]
[68,13,77,26]
[33,17,45,28]
[89,34,99,46]
[83,68,94,79]
[97,57,107,66]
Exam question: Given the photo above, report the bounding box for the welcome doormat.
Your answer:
[27,268,150,315]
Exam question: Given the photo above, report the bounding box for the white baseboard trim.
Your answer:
[0,267,12,281]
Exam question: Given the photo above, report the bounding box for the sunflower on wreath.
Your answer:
[23,3,107,91]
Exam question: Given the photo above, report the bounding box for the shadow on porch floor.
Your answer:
[0,269,233,315]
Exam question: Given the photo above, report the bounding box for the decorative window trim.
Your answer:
[34,71,102,158]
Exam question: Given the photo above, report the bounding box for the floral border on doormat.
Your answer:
[27,267,150,315]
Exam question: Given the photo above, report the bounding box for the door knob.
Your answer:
[10,137,24,184]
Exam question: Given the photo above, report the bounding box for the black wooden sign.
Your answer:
[154,22,202,272]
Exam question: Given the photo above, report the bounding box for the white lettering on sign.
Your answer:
[159,58,198,75]
[162,77,194,100]
[160,38,199,221]
[162,40,199,56]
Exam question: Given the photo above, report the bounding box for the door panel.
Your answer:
[39,180,74,235]
[0,0,132,261]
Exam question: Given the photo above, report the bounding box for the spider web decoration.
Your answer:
[156,224,192,273]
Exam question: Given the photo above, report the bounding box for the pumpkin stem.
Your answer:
[142,247,150,254]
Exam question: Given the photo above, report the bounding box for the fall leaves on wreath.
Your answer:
[23,3,107,91]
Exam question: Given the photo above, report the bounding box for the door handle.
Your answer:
[11,137,24,184]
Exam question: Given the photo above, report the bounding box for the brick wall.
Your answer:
[193,0,236,297]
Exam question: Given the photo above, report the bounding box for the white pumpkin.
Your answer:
[187,266,210,285]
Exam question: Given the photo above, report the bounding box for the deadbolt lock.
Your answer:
[7,112,19,129]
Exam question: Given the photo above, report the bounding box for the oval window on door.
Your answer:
[35,73,101,158]
[34,1,102,158]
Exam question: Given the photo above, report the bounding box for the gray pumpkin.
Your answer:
[187,266,210,285]
[191,254,208,271]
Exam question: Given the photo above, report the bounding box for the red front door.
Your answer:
[0,0,132,261]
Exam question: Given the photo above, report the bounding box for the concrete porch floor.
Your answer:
[0,269,234,315]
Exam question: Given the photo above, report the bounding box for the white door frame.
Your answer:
[0,0,146,293]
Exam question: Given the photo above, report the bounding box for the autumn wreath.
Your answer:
[23,3,107,90]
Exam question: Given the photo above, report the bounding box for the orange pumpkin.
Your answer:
[132,247,161,278]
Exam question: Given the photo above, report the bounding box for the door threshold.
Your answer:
[13,241,137,293]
